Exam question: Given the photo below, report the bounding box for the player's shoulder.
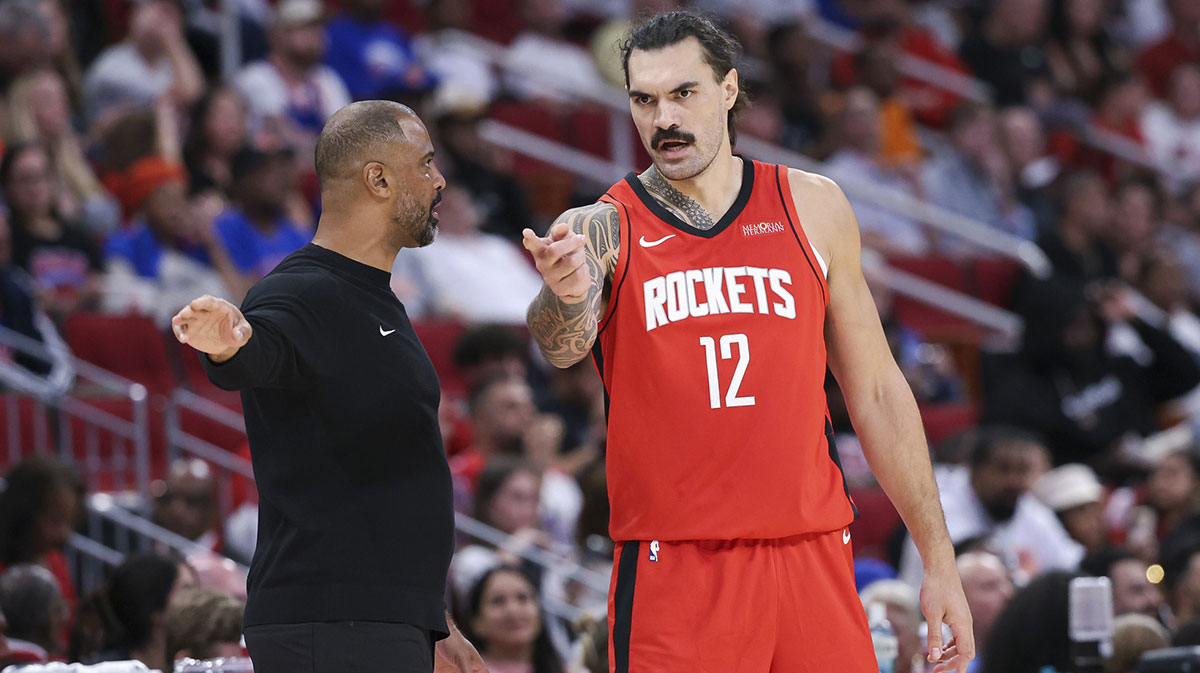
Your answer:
[784,167,849,206]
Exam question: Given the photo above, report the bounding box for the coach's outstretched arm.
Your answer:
[798,172,975,673]
[523,203,620,368]
[171,293,304,391]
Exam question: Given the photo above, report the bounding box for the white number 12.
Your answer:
[699,334,756,409]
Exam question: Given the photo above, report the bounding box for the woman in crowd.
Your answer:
[0,142,104,321]
[0,455,83,611]
[461,565,564,673]
[182,85,248,205]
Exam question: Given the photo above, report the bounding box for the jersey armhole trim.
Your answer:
[596,197,630,336]
[775,166,829,303]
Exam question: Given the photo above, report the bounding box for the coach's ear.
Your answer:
[722,68,739,111]
[363,161,391,199]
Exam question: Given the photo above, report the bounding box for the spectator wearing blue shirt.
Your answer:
[213,146,311,299]
[103,157,240,326]
[324,0,437,102]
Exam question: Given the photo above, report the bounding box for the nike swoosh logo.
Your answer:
[843,529,851,545]
[379,326,396,336]
[639,234,676,248]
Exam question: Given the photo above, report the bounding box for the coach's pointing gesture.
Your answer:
[171,295,252,363]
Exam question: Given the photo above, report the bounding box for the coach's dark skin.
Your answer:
[172,101,486,673]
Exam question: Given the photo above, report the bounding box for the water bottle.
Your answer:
[869,601,899,673]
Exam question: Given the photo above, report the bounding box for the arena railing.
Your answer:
[0,324,152,495]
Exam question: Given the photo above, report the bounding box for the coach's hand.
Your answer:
[522,222,589,304]
[171,295,252,363]
[921,561,975,673]
[435,615,489,672]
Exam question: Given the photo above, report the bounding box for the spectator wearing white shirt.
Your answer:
[234,0,350,163]
[503,0,606,102]
[82,0,204,128]
[1142,63,1200,192]
[392,185,544,325]
[899,427,1085,589]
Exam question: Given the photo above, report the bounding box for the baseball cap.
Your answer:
[273,0,324,28]
[1031,463,1104,513]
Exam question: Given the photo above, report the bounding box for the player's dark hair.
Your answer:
[460,565,565,673]
[315,100,413,184]
[620,10,749,147]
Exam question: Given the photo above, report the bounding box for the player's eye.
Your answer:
[679,90,693,99]
[636,95,651,105]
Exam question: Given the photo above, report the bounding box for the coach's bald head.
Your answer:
[314,100,446,253]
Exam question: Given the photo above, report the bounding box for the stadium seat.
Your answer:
[848,487,901,562]
[886,256,980,340]
[0,394,50,461]
[489,101,568,177]
[412,319,469,397]
[470,0,522,44]
[971,258,1023,308]
[919,402,979,446]
[64,313,175,394]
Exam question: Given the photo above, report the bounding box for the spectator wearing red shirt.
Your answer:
[1136,0,1200,97]
[0,455,82,613]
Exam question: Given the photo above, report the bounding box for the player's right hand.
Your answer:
[522,222,590,304]
[171,295,252,360]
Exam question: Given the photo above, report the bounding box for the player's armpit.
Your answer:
[527,202,620,368]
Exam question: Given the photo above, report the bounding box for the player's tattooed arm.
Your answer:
[526,203,621,368]
[641,166,715,230]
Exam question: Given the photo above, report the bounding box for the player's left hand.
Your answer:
[435,619,489,672]
[920,561,975,673]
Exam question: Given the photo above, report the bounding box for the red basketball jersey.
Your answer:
[595,159,857,542]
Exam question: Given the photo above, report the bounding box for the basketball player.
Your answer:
[522,12,974,673]
[171,101,486,673]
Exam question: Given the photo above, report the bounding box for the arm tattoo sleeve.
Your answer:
[526,204,620,368]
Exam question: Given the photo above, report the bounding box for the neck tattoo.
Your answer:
[642,168,716,231]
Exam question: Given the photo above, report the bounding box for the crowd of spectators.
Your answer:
[0,0,1196,671]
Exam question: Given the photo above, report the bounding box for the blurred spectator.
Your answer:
[1174,617,1200,646]
[182,86,248,204]
[459,566,565,673]
[452,375,539,493]
[0,0,53,91]
[235,0,350,163]
[502,0,605,102]
[0,564,68,664]
[857,580,922,673]
[177,0,270,81]
[1145,448,1200,541]
[980,571,1078,673]
[434,109,538,242]
[6,68,119,237]
[1080,547,1166,620]
[82,0,203,128]
[999,106,1060,235]
[1142,63,1200,190]
[825,88,930,256]
[0,143,104,321]
[1033,170,1119,284]
[324,0,436,103]
[162,587,245,671]
[1109,178,1162,281]
[449,457,549,601]
[765,21,834,158]
[1158,182,1200,298]
[922,102,1036,249]
[1032,463,1109,553]
[538,359,603,462]
[854,39,922,167]
[391,185,544,324]
[183,553,247,601]
[986,278,1200,464]
[1105,613,1170,673]
[452,324,530,391]
[0,209,74,398]
[150,459,220,553]
[1092,71,1151,149]
[958,0,1052,107]
[416,0,498,114]
[956,550,1014,662]
[213,145,311,299]
[1045,0,1131,104]
[1136,0,1200,97]
[898,427,1083,588]
[568,613,606,673]
[101,156,238,327]
[0,456,82,611]
[70,553,196,669]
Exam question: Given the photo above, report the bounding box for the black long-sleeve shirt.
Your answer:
[202,243,454,636]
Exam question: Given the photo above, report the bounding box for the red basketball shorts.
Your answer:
[606,528,877,673]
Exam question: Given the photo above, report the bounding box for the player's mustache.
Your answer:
[652,129,695,150]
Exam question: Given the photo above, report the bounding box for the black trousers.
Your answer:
[244,621,433,673]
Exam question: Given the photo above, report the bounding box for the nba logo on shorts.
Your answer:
[649,540,660,562]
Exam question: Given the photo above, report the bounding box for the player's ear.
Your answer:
[363,162,390,199]
[722,68,738,112]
